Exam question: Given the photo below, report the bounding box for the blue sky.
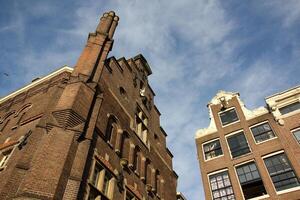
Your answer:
[0,0,300,199]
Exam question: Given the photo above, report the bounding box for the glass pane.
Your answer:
[279,102,300,115]
[264,153,300,191]
[220,109,239,126]
[227,132,250,158]
[293,130,300,143]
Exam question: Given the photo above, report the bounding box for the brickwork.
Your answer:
[0,11,177,200]
[196,90,300,200]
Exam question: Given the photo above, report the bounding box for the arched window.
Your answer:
[105,115,117,144]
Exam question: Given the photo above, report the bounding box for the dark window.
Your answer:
[203,139,223,160]
[126,191,136,200]
[133,147,140,173]
[250,122,275,143]
[209,171,235,200]
[279,102,300,115]
[292,129,300,144]
[219,108,239,126]
[264,153,300,191]
[236,162,267,199]
[105,116,117,142]
[227,132,250,158]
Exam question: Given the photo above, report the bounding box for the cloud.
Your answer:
[1,1,300,199]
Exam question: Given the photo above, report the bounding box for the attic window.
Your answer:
[279,101,300,115]
[219,108,239,126]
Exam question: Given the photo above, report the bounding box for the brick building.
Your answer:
[196,87,300,200]
[0,11,178,200]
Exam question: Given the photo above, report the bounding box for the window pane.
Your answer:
[227,132,250,158]
[250,122,275,143]
[236,162,266,199]
[219,109,239,126]
[264,153,300,191]
[279,102,300,115]
[209,171,235,200]
[293,130,300,144]
[203,139,223,160]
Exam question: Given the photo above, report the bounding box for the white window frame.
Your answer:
[202,138,224,162]
[291,127,300,145]
[218,107,240,127]
[278,99,300,117]
[262,150,300,195]
[233,159,269,200]
[249,120,277,145]
[225,130,252,159]
[207,168,235,200]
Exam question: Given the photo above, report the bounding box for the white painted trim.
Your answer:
[261,150,284,159]
[218,107,240,128]
[207,168,235,200]
[0,66,73,104]
[202,138,224,162]
[248,121,278,145]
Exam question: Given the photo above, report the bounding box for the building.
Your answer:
[195,87,300,200]
[176,192,187,200]
[0,11,178,200]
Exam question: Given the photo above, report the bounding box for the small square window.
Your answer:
[219,108,239,126]
[279,101,300,115]
[250,122,276,143]
[227,132,250,158]
[203,139,223,160]
[292,129,300,144]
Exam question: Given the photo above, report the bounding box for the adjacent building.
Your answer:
[196,87,300,200]
[0,11,178,199]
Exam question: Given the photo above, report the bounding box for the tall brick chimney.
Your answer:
[72,11,119,82]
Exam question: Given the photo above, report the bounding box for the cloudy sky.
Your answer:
[1,0,300,199]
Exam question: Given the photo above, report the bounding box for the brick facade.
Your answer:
[0,11,178,200]
[196,89,300,200]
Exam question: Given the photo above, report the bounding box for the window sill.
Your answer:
[204,155,224,162]
[276,185,300,195]
[255,136,278,145]
[248,194,269,200]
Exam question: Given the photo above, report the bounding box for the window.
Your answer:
[227,132,250,158]
[279,101,300,115]
[292,129,300,144]
[135,107,148,146]
[105,116,117,143]
[219,108,239,126]
[203,139,223,160]
[236,162,267,199]
[250,122,275,143]
[209,170,235,200]
[0,149,13,169]
[126,190,138,200]
[264,152,300,191]
[132,147,140,174]
[89,161,114,199]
